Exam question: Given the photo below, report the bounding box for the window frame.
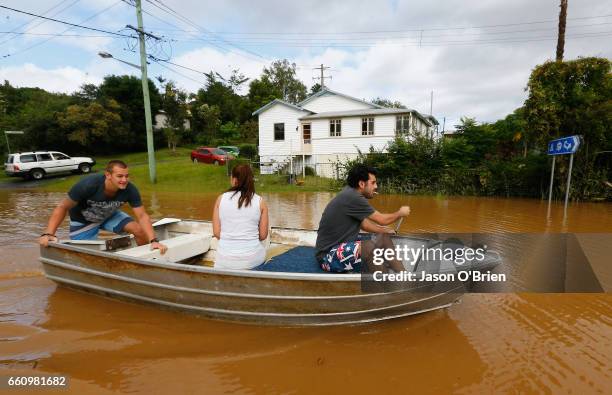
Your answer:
[274,123,285,141]
[36,153,53,162]
[19,154,37,163]
[361,117,375,136]
[396,115,410,135]
[329,119,342,137]
[302,123,311,144]
[51,152,70,160]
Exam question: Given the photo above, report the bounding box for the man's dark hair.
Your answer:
[347,164,377,188]
[105,160,128,173]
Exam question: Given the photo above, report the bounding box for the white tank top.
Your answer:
[215,191,264,270]
[219,191,261,241]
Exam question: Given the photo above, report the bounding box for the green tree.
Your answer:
[310,83,322,94]
[370,97,406,108]
[98,75,162,151]
[261,59,307,104]
[247,75,281,112]
[191,103,221,144]
[239,119,259,143]
[57,100,125,152]
[524,57,611,199]
[219,121,240,143]
[160,81,189,152]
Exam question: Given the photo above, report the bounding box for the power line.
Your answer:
[204,14,612,35]
[0,0,82,47]
[0,4,133,38]
[161,21,612,42]
[144,0,269,63]
[0,0,73,38]
[0,31,112,38]
[169,30,612,48]
[149,56,207,86]
[2,1,128,59]
[150,56,207,75]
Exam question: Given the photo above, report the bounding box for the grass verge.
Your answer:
[36,149,337,194]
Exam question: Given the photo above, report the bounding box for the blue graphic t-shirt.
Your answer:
[68,174,142,224]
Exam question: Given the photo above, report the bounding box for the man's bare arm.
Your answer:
[39,198,78,246]
[360,218,394,234]
[132,206,156,241]
[368,206,410,226]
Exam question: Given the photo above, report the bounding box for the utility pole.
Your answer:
[556,0,568,62]
[134,0,156,183]
[313,64,331,88]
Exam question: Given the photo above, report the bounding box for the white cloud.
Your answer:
[1,0,610,126]
[0,63,102,93]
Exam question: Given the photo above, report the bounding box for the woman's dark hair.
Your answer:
[228,164,255,208]
[347,164,377,188]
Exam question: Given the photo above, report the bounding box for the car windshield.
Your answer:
[214,149,227,155]
[6,155,14,164]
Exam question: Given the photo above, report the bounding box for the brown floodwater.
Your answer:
[0,188,610,394]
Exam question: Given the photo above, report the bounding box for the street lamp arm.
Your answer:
[98,51,141,70]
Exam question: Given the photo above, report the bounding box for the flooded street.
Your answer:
[0,189,610,394]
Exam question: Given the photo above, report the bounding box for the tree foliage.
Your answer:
[524,57,611,199]
[261,59,307,104]
[58,100,125,151]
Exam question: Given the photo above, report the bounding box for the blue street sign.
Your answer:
[547,135,581,156]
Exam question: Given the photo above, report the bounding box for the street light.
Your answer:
[98,50,157,183]
[4,130,24,155]
[98,52,142,70]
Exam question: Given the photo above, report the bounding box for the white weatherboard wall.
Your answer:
[258,104,310,160]
[310,115,397,156]
[301,93,375,113]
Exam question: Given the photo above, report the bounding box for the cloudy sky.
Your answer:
[1,0,610,127]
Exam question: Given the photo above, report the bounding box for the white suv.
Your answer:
[4,151,96,180]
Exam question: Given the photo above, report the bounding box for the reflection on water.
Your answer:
[0,188,610,393]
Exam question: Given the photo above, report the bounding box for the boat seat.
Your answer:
[253,246,326,273]
[116,233,211,263]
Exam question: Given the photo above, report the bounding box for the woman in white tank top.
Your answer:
[212,164,269,270]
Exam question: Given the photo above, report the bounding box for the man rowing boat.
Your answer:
[315,164,409,273]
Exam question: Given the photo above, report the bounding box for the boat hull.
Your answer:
[40,242,462,326]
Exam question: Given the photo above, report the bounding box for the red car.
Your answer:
[191,147,230,165]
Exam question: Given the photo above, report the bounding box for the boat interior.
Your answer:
[60,218,328,273]
[58,218,500,274]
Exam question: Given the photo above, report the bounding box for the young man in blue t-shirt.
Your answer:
[39,160,167,254]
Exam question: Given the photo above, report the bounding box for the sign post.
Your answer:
[4,131,24,155]
[547,135,581,219]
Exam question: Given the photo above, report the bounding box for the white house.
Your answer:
[154,110,191,131]
[253,88,438,177]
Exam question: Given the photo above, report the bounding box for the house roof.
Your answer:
[297,87,384,109]
[251,99,311,116]
[299,108,435,125]
[425,115,439,125]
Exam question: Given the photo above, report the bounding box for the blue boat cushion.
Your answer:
[253,246,325,273]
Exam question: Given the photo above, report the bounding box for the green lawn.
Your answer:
[38,148,337,194]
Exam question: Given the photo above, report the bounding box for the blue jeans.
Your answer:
[69,211,134,240]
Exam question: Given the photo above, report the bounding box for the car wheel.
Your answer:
[193,158,198,164]
[213,160,220,166]
[30,169,45,180]
[79,163,91,174]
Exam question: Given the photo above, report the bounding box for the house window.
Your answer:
[329,119,341,137]
[274,123,285,141]
[361,117,374,135]
[303,124,311,144]
[396,115,410,135]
